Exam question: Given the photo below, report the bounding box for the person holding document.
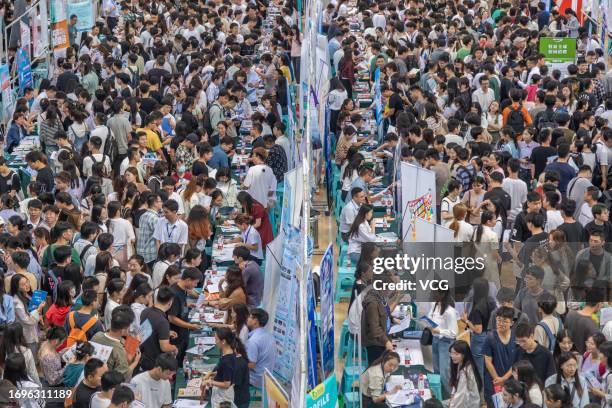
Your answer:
[360,351,402,408]
[427,288,458,399]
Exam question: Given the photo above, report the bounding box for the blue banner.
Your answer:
[319,244,334,378]
[307,268,317,390]
[16,48,32,95]
[374,67,382,125]
[66,1,94,32]
[306,374,338,408]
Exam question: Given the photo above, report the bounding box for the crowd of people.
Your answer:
[325,0,612,407]
[0,0,296,405]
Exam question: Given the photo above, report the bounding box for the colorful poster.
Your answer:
[306,374,338,408]
[20,21,31,59]
[16,48,32,94]
[50,0,69,52]
[0,64,13,122]
[66,1,94,32]
[374,67,382,124]
[263,370,289,408]
[319,243,334,378]
[400,163,437,242]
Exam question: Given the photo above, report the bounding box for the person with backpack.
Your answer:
[502,88,533,134]
[534,95,558,133]
[73,221,100,270]
[534,292,564,352]
[82,136,112,179]
[64,289,103,349]
[107,98,132,174]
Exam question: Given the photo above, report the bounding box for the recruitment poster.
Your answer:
[16,48,32,94]
[319,243,334,378]
[50,0,69,53]
[66,1,94,32]
[263,370,290,408]
[306,374,338,408]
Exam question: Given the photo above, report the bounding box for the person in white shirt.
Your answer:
[578,186,599,226]
[340,188,366,242]
[347,204,377,264]
[502,160,528,223]
[444,119,466,147]
[131,353,176,408]
[82,136,112,178]
[107,201,136,268]
[471,75,495,112]
[90,113,111,152]
[243,147,277,209]
[428,290,458,399]
[153,199,189,252]
[543,191,563,232]
[90,370,124,408]
[449,203,474,242]
[227,213,263,262]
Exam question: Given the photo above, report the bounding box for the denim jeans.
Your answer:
[349,252,361,265]
[432,336,453,399]
[471,331,487,381]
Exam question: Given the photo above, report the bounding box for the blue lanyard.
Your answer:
[243,226,251,243]
[166,223,177,240]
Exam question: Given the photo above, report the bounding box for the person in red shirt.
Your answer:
[45,280,75,328]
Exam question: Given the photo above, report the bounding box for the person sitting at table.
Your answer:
[340,187,366,243]
[245,308,276,390]
[347,204,377,265]
[340,153,364,201]
[346,165,378,205]
[236,191,273,248]
[232,246,263,308]
[360,350,402,408]
[226,214,263,264]
[5,112,30,154]
[215,167,239,208]
[448,340,482,407]
[205,266,248,312]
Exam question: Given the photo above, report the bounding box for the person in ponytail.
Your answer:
[544,384,572,408]
[441,179,462,227]
[201,327,237,405]
[502,377,530,407]
[360,350,402,408]
[448,203,473,241]
[232,336,250,408]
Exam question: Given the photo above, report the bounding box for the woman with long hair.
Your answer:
[236,191,273,247]
[200,327,237,405]
[158,264,181,288]
[548,229,575,281]
[544,352,590,407]
[63,341,94,388]
[473,210,501,287]
[347,204,377,265]
[0,323,40,384]
[338,47,356,99]
[441,179,462,227]
[187,205,213,254]
[449,203,473,242]
[206,266,247,311]
[38,326,67,387]
[448,340,482,407]
[462,277,496,381]
[328,78,348,136]
[125,283,153,335]
[513,359,544,406]
[126,254,152,288]
[360,351,402,408]
[4,353,43,406]
[151,243,181,288]
[10,274,44,359]
[0,272,14,325]
[428,288,458,399]
[181,175,206,217]
[461,176,486,225]
[45,280,75,328]
[40,104,63,155]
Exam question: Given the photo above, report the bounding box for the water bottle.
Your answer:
[418,374,424,395]
[383,215,388,231]
[212,260,217,275]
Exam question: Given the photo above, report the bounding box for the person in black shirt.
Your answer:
[233,337,250,408]
[584,204,612,251]
[512,192,545,243]
[25,150,54,193]
[0,157,21,196]
[483,172,511,212]
[138,286,178,372]
[516,212,549,289]
[72,358,107,408]
[192,143,212,177]
[382,85,405,127]
[168,268,203,366]
[202,327,237,405]
[513,323,556,383]
[530,129,557,179]
[557,199,587,253]
[138,83,159,115]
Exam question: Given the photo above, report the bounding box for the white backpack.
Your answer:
[348,287,370,335]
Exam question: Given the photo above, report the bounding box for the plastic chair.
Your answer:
[342,391,360,408]
[427,374,442,400]
[341,366,362,395]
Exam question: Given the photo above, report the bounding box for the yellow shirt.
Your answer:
[280,65,292,83]
[136,127,162,152]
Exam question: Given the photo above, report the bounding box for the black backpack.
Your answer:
[537,110,556,131]
[103,126,119,165]
[202,104,222,136]
[507,104,526,133]
[127,67,140,89]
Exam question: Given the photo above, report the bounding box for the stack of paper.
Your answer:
[173,400,207,408]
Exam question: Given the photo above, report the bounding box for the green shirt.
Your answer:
[456,48,471,62]
[41,244,81,269]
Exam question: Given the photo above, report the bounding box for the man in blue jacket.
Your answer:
[5,112,29,154]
